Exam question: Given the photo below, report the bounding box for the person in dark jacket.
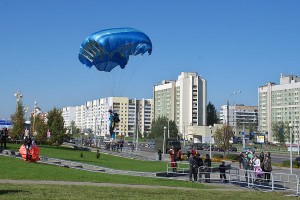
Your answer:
[263,156,272,182]
[23,136,32,161]
[189,153,203,182]
[204,154,212,183]
[259,151,265,170]
[1,128,8,148]
[238,152,243,169]
[219,161,227,183]
[158,148,162,161]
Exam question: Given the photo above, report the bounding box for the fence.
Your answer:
[166,162,300,195]
[167,161,189,174]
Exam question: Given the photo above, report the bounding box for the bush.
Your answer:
[225,154,239,161]
[213,154,223,159]
[282,160,298,168]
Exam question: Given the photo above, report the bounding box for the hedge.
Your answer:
[225,154,239,161]
[213,154,224,159]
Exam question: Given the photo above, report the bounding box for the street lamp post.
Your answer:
[33,100,38,136]
[226,91,241,126]
[209,125,213,158]
[289,123,293,174]
[168,120,170,138]
[295,123,300,156]
[163,126,166,154]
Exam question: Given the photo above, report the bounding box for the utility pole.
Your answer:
[168,120,170,138]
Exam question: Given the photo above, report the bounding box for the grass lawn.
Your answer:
[0,145,295,199]
[6,143,167,172]
[0,183,294,200]
[0,156,207,189]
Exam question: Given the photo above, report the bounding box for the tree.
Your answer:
[149,116,178,151]
[10,100,26,141]
[31,114,48,145]
[272,121,291,144]
[214,125,234,155]
[47,108,65,145]
[207,102,218,126]
[149,116,178,139]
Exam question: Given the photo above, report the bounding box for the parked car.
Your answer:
[127,141,133,146]
[213,147,225,152]
[229,146,237,152]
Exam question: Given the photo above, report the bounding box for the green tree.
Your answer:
[149,116,178,139]
[149,116,178,151]
[272,121,291,144]
[10,100,26,141]
[207,102,219,126]
[214,125,234,155]
[47,108,65,145]
[31,114,48,145]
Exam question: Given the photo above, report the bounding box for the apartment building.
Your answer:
[153,72,207,135]
[259,73,300,142]
[62,97,153,138]
[220,104,258,135]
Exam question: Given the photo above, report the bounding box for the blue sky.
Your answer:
[1,0,300,119]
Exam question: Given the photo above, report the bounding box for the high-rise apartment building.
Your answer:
[153,72,207,135]
[62,97,153,138]
[220,104,258,135]
[259,73,300,142]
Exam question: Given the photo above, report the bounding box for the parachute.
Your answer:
[78,27,152,72]
[19,140,40,162]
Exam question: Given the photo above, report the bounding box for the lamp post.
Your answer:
[289,122,293,174]
[226,91,241,126]
[33,100,38,136]
[14,91,23,102]
[209,125,213,158]
[295,123,300,156]
[163,126,166,154]
[168,120,170,138]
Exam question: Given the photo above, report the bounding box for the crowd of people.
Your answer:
[165,146,273,184]
[238,150,272,183]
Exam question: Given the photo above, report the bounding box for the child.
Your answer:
[219,161,227,183]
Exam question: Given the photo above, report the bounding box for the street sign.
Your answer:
[257,135,264,143]
[242,131,244,135]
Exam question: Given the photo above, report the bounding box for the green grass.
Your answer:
[0,184,294,200]
[1,144,295,199]
[6,143,167,172]
[0,156,206,189]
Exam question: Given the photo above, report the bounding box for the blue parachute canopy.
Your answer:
[78,28,152,72]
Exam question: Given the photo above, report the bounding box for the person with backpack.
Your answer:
[108,109,120,142]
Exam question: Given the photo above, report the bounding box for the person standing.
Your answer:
[1,128,8,148]
[158,148,162,161]
[263,156,272,182]
[204,154,212,183]
[238,152,244,169]
[24,128,29,139]
[219,161,227,183]
[242,154,250,182]
[189,153,203,182]
[177,149,182,161]
[169,147,176,172]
